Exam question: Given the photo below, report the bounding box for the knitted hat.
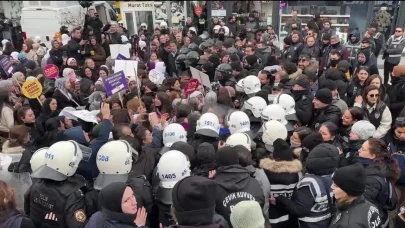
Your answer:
[332,163,366,196]
[230,201,265,228]
[302,132,323,152]
[315,88,333,104]
[197,143,216,163]
[216,146,239,167]
[351,120,376,140]
[273,138,294,161]
[392,65,405,77]
[245,55,258,66]
[172,176,217,225]
[320,79,338,91]
[337,60,351,73]
[283,36,292,45]
[293,77,310,89]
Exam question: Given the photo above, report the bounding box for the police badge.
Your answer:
[375,112,380,119]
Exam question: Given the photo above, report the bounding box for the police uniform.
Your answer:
[345,43,361,66]
[25,175,88,228]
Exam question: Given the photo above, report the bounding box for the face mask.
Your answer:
[330,59,339,67]
[290,138,301,148]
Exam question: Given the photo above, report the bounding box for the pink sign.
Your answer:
[184,79,200,95]
[43,64,59,79]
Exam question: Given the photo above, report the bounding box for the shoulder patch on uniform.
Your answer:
[74,209,87,223]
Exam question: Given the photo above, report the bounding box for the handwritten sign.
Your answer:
[43,64,59,79]
[184,79,200,95]
[109,44,130,59]
[103,70,128,96]
[21,79,42,99]
[190,67,211,89]
[148,69,164,86]
[0,55,13,76]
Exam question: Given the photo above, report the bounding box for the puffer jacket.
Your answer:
[387,76,405,121]
[310,104,342,129]
[300,44,320,60]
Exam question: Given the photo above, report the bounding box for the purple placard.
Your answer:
[0,55,13,75]
[102,70,128,96]
[116,53,128,60]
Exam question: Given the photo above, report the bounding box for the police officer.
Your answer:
[185,51,200,69]
[155,150,191,227]
[215,63,236,87]
[259,120,288,154]
[159,123,188,159]
[273,93,301,127]
[261,104,295,135]
[175,54,188,76]
[242,96,267,138]
[330,164,382,228]
[26,141,88,228]
[85,140,134,216]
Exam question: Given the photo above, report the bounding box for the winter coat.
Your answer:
[347,80,365,108]
[387,76,405,121]
[52,89,80,110]
[67,37,83,63]
[300,44,320,60]
[21,50,36,61]
[320,68,349,101]
[0,105,14,133]
[213,165,265,223]
[260,158,302,228]
[382,35,405,65]
[353,102,392,139]
[292,89,313,126]
[90,44,106,67]
[329,196,382,228]
[49,48,64,70]
[310,104,342,129]
[353,48,379,75]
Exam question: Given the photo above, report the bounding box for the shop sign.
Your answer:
[122,1,153,11]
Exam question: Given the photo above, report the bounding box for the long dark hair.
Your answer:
[0,90,12,113]
[367,138,401,183]
[153,92,172,114]
[362,85,385,110]
[365,74,387,102]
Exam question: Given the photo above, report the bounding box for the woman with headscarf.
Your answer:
[20,39,36,61]
[60,57,82,77]
[87,182,148,227]
[53,77,79,110]
[35,98,59,130]
[89,36,106,67]
[84,58,100,83]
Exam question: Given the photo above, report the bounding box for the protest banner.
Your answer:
[21,79,42,99]
[190,66,211,89]
[109,44,131,59]
[116,54,129,60]
[183,79,201,95]
[114,60,136,77]
[43,64,59,79]
[0,55,14,76]
[103,70,128,96]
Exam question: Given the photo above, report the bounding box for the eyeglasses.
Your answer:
[395,30,403,33]
[368,94,379,98]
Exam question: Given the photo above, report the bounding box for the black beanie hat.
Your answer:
[172,176,217,225]
[322,33,332,41]
[332,163,366,196]
[320,79,338,91]
[302,132,323,152]
[230,53,240,62]
[230,61,242,72]
[197,142,216,163]
[284,36,293,45]
[216,146,239,167]
[245,55,258,66]
[273,138,294,161]
[293,77,310,89]
[315,88,333,105]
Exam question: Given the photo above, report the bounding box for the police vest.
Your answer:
[29,176,85,228]
[296,174,334,224]
[345,44,361,64]
[364,103,386,129]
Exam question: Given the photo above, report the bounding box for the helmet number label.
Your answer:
[162,173,176,179]
[45,152,54,160]
[240,121,249,126]
[97,155,109,162]
[164,132,175,137]
[204,121,215,127]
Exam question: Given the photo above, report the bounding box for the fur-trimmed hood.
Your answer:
[260,158,302,173]
[288,68,302,80]
[2,140,25,154]
[293,147,301,158]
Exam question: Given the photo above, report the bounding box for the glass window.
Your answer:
[29,1,39,6]
[124,12,135,36]
[109,9,117,21]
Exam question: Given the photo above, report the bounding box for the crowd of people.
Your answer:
[2,7,405,228]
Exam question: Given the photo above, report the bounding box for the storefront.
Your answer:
[277,1,374,43]
[117,1,188,36]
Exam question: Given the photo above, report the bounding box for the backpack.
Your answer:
[1,214,23,228]
[376,177,398,211]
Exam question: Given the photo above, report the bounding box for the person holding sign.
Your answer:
[53,78,80,110]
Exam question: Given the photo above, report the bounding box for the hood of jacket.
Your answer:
[213,165,253,192]
[288,68,302,80]
[357,48,372,65]
[259,158,302,174]
[1,140,25,154]
[63,126,89,145]
[348,28,360,43]
[325,68,346,81]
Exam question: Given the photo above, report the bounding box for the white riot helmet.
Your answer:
[235,79,245,92]
[273,94,296,115]
[213,25,221,32]
[163,123,187,147]
[244,96,267,118]
[196,113,220,138]
[261,104,288,125]
[31,141,83,181]
[30,147,48,173]
[157,150,191,188]
[243,75,261,95]
[227,111,250,134]
[222,26,230,36]
[94,140,136,190]
[140,23,148,30]
[262,120,288,151]
[226,133,252,151]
